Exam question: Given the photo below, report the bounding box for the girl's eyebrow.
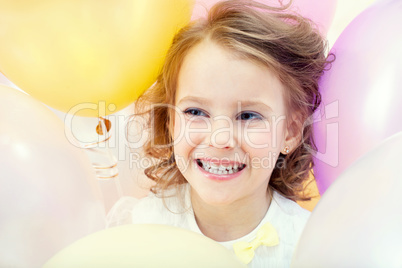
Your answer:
[177,96,210,105]
[240,101,273,112]
[177,96,273,112]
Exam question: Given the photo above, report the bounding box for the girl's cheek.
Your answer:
[241,121,272,149]
[183,118,211,147]
[173,120,182,141]
[243,132,271,149]
[241,117,287,151]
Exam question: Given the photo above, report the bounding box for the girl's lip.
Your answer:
[197,157,245,167]
[195,160,245,181]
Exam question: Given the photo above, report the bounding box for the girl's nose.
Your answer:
[206,115,236,149]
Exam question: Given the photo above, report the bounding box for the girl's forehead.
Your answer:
[175,41,286,112]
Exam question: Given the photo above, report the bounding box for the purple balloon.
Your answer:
[313,0,402,194]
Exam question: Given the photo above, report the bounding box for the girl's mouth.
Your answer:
[196,159,246,175]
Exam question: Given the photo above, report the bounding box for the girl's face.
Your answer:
[173,40,294,207]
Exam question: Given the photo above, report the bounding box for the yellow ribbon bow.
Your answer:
[233,222,279,264]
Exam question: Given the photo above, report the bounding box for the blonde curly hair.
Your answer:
[133,0,334,201]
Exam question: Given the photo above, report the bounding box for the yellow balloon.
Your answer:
[297,173,321,212]
[43,224,247,268]
[0,0,193,117]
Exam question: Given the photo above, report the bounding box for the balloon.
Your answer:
[326,0,377,47]
[0,85,106,267]
[191,0,337,35]
[296,174,321,212]
[291,132,402,267]
[44,224,247,268]
[0,67,16,88]
[313,0,402,194]
[0,0,193,117]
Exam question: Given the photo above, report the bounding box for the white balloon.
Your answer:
[0,86,106,267]
[291,132,402,267]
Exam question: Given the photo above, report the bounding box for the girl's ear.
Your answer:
[283,113,303,155]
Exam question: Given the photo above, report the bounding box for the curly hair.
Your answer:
[133,0,334,201]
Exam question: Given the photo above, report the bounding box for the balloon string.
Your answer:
[80,117,124,198]
[82,135,112,149]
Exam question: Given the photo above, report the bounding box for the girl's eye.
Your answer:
[237,111,263,121]
[183,108,208,117]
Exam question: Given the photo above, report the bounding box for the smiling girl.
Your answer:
[107,0,333,266]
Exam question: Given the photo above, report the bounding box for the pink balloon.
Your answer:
[292,132,402,267]
[313,0,402,194]
[191,0,337,34]
[0,85,106,267]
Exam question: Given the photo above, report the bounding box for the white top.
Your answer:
[107,185,310,268]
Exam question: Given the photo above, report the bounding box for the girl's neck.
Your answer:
[191,189,272,242]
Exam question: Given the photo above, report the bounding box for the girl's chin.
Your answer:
[190,187,239,207]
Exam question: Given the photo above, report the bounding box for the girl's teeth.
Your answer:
[210,163,219,169]
[199,160,244,174]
